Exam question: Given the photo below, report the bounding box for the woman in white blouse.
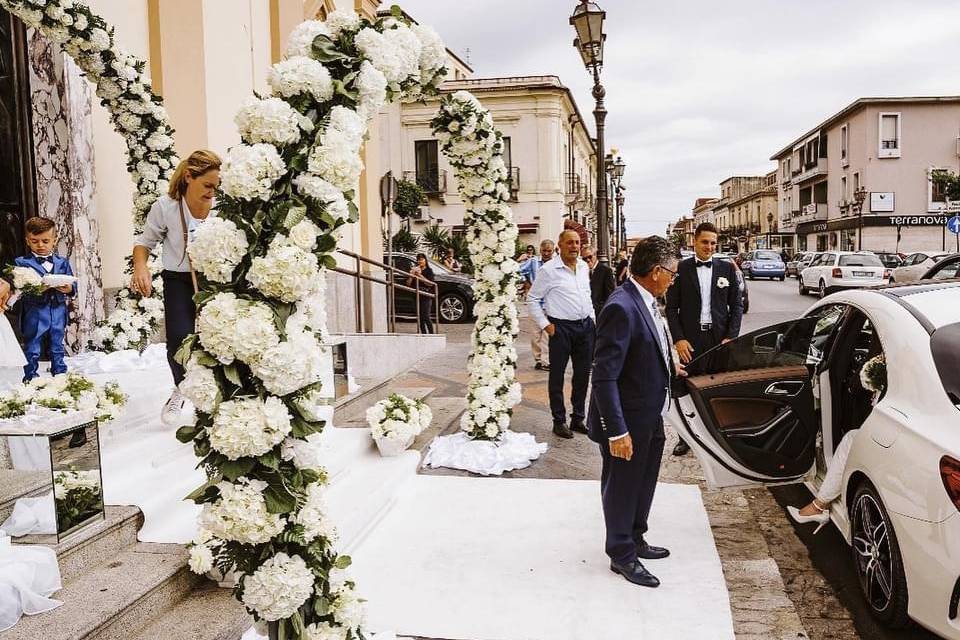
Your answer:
[131,150,221,425]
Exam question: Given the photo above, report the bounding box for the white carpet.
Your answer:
[351,476,735,640]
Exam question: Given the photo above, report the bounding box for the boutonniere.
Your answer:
[716,277,730,289]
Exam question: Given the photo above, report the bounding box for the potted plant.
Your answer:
[366,393,432,456]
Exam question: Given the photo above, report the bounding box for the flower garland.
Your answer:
[175,7,448,638]
[431,92,522,441]
[0,0,178,352]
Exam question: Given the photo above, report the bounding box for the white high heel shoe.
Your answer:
[787,505,830,534]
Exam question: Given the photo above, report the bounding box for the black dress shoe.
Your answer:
[635,538,670,560]
[68,430,88,448]
[534,362,544,370]
[570,421,588,434]
[552,422,573,439]
[672,440,691,456]
[609,559,660,588]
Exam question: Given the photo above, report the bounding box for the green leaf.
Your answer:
[291,415,323,439]
[334,555,352,569]
[263,483,298,514]
[311,35,349,63]
[176,425,200,443]
[221,458,256,482]
[194,351,219,368]
[315,234,337,253]
[185,475,222,503]
[260,448,281,470]
[321,254,337,270]
[314,596,331,616]
[283,205,307,229]
[347,199,360,223]
[223,364,242,387]
[174,334,197,366]
[390,4,403,18]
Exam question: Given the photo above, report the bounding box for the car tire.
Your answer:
[742,299,749,314]
[819,280,827,299]
[850,481,911,629]
[798,277,806,295]
[779,276,785,281]
[439,292,468,323]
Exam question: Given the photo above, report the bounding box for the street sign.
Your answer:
[948,215,960,235]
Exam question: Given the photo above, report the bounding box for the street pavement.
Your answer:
[396,275,940,640]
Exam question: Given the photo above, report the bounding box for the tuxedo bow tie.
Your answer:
[696,260,712,268]
[35,255,53,264]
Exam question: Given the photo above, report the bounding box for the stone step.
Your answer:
[12,505,144,583]
[128,582,250,640]
[4,542,200,640]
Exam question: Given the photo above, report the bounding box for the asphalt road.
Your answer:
[743,275,942,640]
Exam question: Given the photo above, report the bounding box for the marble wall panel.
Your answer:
[27,29,103,352]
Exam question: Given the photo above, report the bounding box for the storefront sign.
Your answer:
[796,215,947,235]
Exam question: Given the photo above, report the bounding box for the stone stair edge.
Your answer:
[128,582,251,640]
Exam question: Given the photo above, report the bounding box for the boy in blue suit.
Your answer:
[15,217,75,382]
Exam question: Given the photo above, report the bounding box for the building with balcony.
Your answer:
[772,96,960,253]
[711,175,771,252]
[668,216,695,249]
[692,197,718,228]
[379,75,599,250]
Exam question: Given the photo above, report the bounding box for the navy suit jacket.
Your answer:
[665,257,743,342]
[587,282,671,443]
[14,254,75,336]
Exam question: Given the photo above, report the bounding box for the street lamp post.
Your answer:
[766,212,773,250]
[606,151,625,254]
[616,184,626,251]
[853,186,868,251]
[570,0,610,263]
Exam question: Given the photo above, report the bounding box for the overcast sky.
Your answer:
[398,0,960,237]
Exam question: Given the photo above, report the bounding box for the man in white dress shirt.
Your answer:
[527,229,595,438]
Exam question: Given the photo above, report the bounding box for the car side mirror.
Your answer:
[753,330,782,354]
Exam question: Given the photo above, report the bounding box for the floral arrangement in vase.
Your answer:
[0,373,127,422]
[54,468,103,532]
[366,393,432,456]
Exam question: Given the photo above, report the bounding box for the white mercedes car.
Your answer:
[799,251,889,297]
[892,251,952,284]
[667,281,960,638]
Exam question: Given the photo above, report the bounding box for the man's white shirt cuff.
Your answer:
[608,432,629,442]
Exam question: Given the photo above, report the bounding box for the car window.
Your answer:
[931,323,960,405]
[916,254,928,264]
[392,256,414,272]
[932,254,948,264]
[688,304,846,375]
[931,262,960,280]
[839,254,882,267]
[756,250,780,260]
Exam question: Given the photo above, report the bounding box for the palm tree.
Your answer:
[420,223,450,260]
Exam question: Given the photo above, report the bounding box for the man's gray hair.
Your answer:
[630,235,677,277]
[540,239,555,249]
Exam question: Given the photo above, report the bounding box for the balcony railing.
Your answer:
[403,169,447,196]
[793,158,828,184]
[792,203,828,222]
[564,172,582,198]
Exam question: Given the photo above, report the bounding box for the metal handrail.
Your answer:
[331,248,439,334]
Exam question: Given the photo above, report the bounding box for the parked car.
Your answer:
[667,281,960,637]
[873,252,904,269]
[799,251,888,298]
[786,251,818,278]
[387,252,475,323]
[742,250,786,280]
[714,253,749,314]
[922,252,960,280]
[891,251,951,283]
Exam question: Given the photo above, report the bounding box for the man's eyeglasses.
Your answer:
[659,264,679,281]
[583,254,596,262]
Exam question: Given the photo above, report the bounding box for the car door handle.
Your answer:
[725,407,794,438]
[764,381,804,397]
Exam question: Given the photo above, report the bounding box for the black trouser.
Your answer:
[418,299,434,334]
[547,316,595,425]
[161,270,196,385]
[600,419,666,565]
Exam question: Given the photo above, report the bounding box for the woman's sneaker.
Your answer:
[161,389,186,426]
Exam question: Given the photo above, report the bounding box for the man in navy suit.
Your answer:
[15,217,75,381]
[587,236,682,588]
[665,222,742,455]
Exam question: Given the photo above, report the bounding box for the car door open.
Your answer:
[668,305,847,489]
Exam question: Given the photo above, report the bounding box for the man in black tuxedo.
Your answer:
[583,246,616,318]
[588,236,684,588]
[665,222,743,456]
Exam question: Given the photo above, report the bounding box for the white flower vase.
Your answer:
[374,434,415,457]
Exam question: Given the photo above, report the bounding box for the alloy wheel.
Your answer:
[851,493,894,615]
[819,280,827,298]
[440,294,466,322]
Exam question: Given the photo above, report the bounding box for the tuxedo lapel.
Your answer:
[22,256,46,277]
[684,259,701,308]
[625,282,669,376]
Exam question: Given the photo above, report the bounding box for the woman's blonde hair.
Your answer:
[167,150,222,199]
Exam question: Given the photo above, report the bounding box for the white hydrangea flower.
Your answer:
[197,293,280,365]
[199,478,285,545]
[208,396,292,460]
[411,23,448,80]
[331,585,365,630]
[241,552,315,622]
[220,143,286,201]
[304,621,348,640]
[356,61,387,120]
[285,20,330,58]
[250,331,324,397]
[267,56,334,102]
[324,9,361,37]
[355,25,421,86]
[306,143,363,193]
[280,432,325,471]
[236,97,312,147]
[294,481,338,542]
[293,174,350,221]
[288,219,321,250]
[178,357,219,414]
[246,238,320,303]
[187,217,249,283]
[188,542,214,574]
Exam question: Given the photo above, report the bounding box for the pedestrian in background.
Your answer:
[615,248,630,285]
[521,239,553,369]
[527,230,595,438]
[442,247,462,273]
[665,222,743,456]
[583,246,615,318]
[408,252,436,335]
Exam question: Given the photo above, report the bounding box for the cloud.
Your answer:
[397,0,960,236]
